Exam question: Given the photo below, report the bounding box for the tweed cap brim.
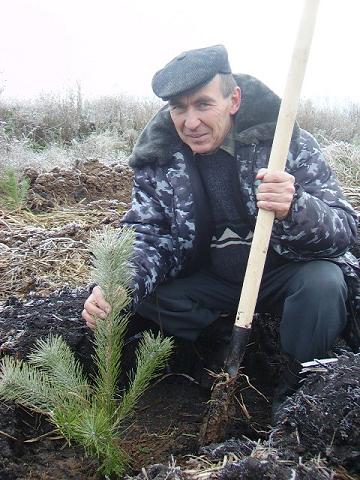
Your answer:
[152,44,232,101]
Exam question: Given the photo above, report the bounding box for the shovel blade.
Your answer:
[225,325,252,378]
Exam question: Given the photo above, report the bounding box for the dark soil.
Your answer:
[126,351,360,479]
[0,288,276,479]
[272,353,360,471]
[1,288,359,479]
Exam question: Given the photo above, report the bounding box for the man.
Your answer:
[83,45,360,404]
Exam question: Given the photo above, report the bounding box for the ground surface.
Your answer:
[0,288,275,479]
[0,160,359,479]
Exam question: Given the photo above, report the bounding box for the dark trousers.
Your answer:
[137,260,348,363]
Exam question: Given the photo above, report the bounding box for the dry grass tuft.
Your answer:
[0,204,125,302]
[323,141,360,188]
[298,99,360,144]
[322,141,360,210]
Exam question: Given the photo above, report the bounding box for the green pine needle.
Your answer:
[0,356,61,413]
[89,226,135,413]
[89,226,135,310]
[92,312,130,413]
[28,335,91,405]
[70,405,128,476]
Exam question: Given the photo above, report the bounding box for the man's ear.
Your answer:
[230,86,241,115]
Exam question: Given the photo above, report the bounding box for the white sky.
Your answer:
[0,0,359,102]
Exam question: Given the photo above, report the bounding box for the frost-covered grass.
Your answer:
[0,130,130,174]
[297,99,360,189]
[323,141,360,188]
[297,98,360,144]
[0,91,161,174]
[0,90,161,147]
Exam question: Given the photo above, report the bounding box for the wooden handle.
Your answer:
[235,0,320,330]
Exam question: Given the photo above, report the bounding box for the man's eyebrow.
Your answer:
[168,98,182,107]
[194,95,215,103]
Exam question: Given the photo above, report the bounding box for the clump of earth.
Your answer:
[24,159,133,212]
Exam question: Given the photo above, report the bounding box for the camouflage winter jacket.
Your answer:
[122,74,360,349]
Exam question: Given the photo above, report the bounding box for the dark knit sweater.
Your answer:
[196,148,288,283]
[196,149,252,283]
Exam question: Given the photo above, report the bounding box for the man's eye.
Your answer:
[199,102,210,109]
[171,105,184,112]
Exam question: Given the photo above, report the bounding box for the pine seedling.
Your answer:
[0,168,30,210]
[0,226,174,477]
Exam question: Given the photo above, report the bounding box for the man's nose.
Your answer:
[184,110,201,130]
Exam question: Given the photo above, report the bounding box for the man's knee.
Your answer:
[280,261,348,362]
[289,260,347,300]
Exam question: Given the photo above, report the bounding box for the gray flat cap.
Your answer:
[152,44,232,100]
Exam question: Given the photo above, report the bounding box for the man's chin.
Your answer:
[188,141,214,154]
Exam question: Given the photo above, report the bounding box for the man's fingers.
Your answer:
[82,285,126,330]
[82,286,112,330]
[82,309,97,330]
[256,200,290,211]
[257,181,295,195]
[92,286,111,314]
[257,191,294,208]
[256,192,294,203]
[256,169,295,184]
[257,200,290,220]
[83,299,108,319]
[82,308,95,323]
[255,169,295,220]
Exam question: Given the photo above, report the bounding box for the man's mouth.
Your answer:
[186,133,208,139]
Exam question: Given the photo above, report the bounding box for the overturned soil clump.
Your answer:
[272,353,360,472]
[25,160,133,212]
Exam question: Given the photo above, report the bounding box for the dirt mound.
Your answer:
[272,353,360,472]
[0,287,99,478]
[216,456,334,480]
[25,160,133,212]
[127,355,360,480]
[0,401,98,480]
[0,159,133,301]
[0,287,92,366]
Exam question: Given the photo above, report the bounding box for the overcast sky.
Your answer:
[1,0,359,102]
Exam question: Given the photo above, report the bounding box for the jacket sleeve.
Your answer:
[271,130,358,259]
[120,166,174,309]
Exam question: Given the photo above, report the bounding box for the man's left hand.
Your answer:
[256,168,295,220]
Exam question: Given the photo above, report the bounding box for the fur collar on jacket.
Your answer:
[129,74,299,168]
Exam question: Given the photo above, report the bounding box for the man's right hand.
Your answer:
[82,286,111,330]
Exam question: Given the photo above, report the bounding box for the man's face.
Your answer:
[169,75,241,154]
